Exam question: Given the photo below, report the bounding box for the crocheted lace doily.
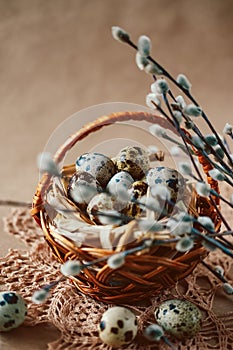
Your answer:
[1,205,233,350]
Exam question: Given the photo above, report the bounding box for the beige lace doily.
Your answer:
[0,206,233,350]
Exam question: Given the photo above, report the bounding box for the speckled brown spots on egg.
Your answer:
[129,181,148,200]
[124,330,134,342]
[146,167,186,205]
[111,327,119,334]
[115,146,150,180]
[117,320,124,328]
[3,293,18,304]
[120,180,148,219]
[67,171,102,210]
[76,152,116,187]
[4,320,15,329]
[98,306,137,346]
[155,299,202,340]
[87,193,125,225]
[106,171,134,199]
[0,291,27,332]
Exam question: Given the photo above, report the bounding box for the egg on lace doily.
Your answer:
[0,291,27,332]
[115,146,150,180]
[67,171,102,209]
[76,152,116,187]
[146,166,186,202]
[154,299,202,339]
[98,306,138,347]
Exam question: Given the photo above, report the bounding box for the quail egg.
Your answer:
[155,299,202,339]
[87,192,124,225]
[129,180,148,201]
[76,152,116,187]
[106,171,134,200]
[115,146,150,180]
[0,291,27,332]
[146,166,186,203]
[98,306,138,347]
[67,171,102,210]
[122,181,148,218]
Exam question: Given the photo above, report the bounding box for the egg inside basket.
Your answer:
[31,111,221,304]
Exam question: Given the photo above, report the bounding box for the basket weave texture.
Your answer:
[31,112,221,304]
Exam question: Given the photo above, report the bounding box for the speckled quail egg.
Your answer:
[106,171,134,200]
[129,180,148,201]
[76,152,116,187]
[87,192,125,225]
[146,166,186,203]
[122,181,148,218]
[115,146,150,180]
[98,306,138,347]
[0,291,27,332]
[155,299,202,340]
[67,171,102,210]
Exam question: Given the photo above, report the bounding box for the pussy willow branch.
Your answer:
[209,195,232,233]
[153,97,232,235]
[155,97,232,237]
[163,94,206,179]
[124,37,233,169]
[163,94,233,184]
[160,94,233,204]
[200,260,228,284]
[152,100,204,181]
[224,137,232,154]
[0,200,31,208]
[189,173,233,210]
[165,199,233,254]
[162,336,178,350]
[192,228,233,258]
[165,91,233,177]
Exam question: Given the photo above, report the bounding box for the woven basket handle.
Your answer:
[53,111,177,163]
[32,111,219,218]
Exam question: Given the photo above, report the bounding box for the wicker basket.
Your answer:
[31,111,221,304]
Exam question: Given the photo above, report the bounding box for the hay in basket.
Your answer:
[31,110,221,304]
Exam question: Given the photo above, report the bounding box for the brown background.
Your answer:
[0,0,233,349]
